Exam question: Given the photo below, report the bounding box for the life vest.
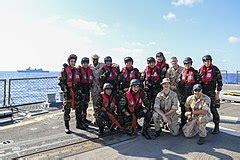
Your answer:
[103,65,118,81]
[121,67,138,82]
[155,61,168,71]
[199,65,214,84]
[100,92,116,112]
[125,89,143,113]
[80,67,93,84]
[181,67,196,85]
[65,66,80,88]
[145,66,160,82]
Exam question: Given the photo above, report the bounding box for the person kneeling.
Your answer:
[95,83,123,136]
[183,84,212,145]
[153,78,180,137]
[119,79,152,139]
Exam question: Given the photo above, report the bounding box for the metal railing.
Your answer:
[236,71,240,84]
[221,70,228,84]
[0,79,6,107]
[8,76,60,106]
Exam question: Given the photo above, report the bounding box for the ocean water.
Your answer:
[0,71,238,107]
[0,71,60,106]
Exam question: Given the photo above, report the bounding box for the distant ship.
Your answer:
[17,67,49,73]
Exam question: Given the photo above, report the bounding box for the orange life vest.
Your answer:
[100,92,116,112]
[80,67,93,84]
[145,66,160,82]
[155,61,168,71]
[65,66,80,87]
[121,67,138,82]
[103,65,118,81]
[199,65,214,84]
[125,89,142,113]
[181,67,196,85]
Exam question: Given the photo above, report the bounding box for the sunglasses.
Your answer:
[194,89,201,92]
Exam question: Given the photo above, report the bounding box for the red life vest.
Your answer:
[65,66,80,87]
[103,65,118,81]
[121,67,137,82]
[181,67,196,85]
[100,92,116,112]
[199,65,214,84]
[80,67,93,84]
[155,61,168,71]
[145,66,160,82]
[125,89,142,113]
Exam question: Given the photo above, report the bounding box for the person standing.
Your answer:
[178,57,200,128]
[199,55,223,134]
[166,56,184,95]
[143,57,163,109]
[120,57,140,92]
[79,57,93,124]
[90,54,105,112]
[58,54,86,134]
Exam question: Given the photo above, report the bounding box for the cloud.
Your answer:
[107,47,144,54]
[228,36,240,44]
[148,41,157,46]
[163,12,176,21]
[126,41,157,47]
[171,0,202,6]
[0,8,97,71]
[66,18,108,36]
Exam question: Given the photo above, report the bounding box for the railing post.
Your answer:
[3,79,6,106]
[221,70,228,84]
[237,71,240,84]
[8,79,11,106]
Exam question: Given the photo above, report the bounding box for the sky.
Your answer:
[0,0,239,72]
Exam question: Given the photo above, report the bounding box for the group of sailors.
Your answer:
[58,52,222,145]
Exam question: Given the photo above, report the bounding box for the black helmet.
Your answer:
[81,57,89,64]
[183,57,193,64]
[124,57,133,64]
[68,54,77,62]
[130,79,141,87]
[192,84,202,91]
[156,52,164,58]
[202,55,212,62]
[104,56,112,63]
[103,83,113,90]
[147,57,155,64]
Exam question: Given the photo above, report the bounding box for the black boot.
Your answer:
[99,126,104,136]
[154,128,162,137]
[76,119,87,130]
[212,123,220,135]
[64,121,71,134]
[197,136,206,145]
[82,112,92,124]
[141,128,152,140]
[137,122,142,130]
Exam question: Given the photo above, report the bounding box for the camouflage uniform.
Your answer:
[183,94,212,138]
[90,62,104,109]
[153,90,180,136]
[165,65,184,95]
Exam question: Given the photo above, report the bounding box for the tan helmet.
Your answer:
[91,54,100,59]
